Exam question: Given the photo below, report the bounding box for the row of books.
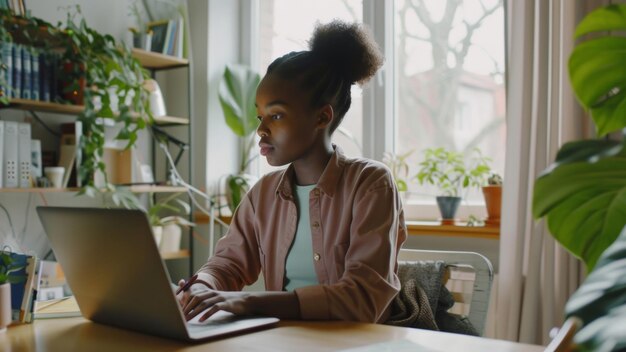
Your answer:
[0,120,81,189]
[0,0,28,16]
[148,16,184,58]
[0,42,63,103]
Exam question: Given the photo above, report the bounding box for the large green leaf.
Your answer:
[533,140,626,271]
[574,4,626,38]
[218,64,261,137]
[564,226,626,351]
[568,4,626,136]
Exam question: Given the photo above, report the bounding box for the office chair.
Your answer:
[398,248,494,336]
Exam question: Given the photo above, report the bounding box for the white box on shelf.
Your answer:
[0,121,4,188]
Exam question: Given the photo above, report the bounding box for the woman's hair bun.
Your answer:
[309,20,383,85]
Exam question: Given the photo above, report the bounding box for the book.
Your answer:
[3,121,18,188]
[57,121,82,187]
[21,46,31,100]
[18,122,32,188]
[162,19,174,55]
[0,42,12,98]
[9,252,39,323]
[30,48,40,101]
[11,44,21,99]
[31,139,42,179]
[40,52,50,101]
[34,296,80,319]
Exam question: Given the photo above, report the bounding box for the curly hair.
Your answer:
[266,20,383,133]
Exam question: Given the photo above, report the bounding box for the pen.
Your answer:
[176,274,198,295]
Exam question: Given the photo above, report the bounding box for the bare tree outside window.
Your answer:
[395,0,506,202]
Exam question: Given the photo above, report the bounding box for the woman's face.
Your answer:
[255,74,321,166]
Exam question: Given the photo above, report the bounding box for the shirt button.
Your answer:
[312,221,320,229]
[314,253,321,261]
[312,189,320,196]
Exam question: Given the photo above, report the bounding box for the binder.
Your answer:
[0,42,12,98]
[0,121,3,188]
[18,122,32,188]
[3,121,18,188]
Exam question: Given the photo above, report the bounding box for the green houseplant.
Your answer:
[0,249,26,331]
[415,147,491,221]
[532,4,626,350]
[148,193,194,251]
[383,150,413,193]
[218,64,261,213]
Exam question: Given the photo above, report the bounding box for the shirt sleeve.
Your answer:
[295,169,407,323]
[196,193,262,291]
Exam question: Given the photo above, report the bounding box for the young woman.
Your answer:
[177,20,406,323]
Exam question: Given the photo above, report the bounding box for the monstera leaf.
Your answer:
[569,4,626,136]
[533,139,626,271]
[564,226,626,351]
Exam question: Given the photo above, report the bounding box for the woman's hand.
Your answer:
[182,289,252,322]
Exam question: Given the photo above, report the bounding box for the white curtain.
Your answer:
[495,0,600,345]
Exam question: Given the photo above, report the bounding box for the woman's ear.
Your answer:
[317,104,334,130]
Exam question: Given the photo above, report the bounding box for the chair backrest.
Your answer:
[398,249,494,336]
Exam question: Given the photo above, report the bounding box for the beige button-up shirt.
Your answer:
[198,147,407,323]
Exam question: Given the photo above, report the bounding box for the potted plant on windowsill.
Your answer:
[415,147,491,224]
[482,173,502,226]
[218,64,261,214]
[0,249,26,333]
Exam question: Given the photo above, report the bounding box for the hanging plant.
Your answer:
[58,6,153,196]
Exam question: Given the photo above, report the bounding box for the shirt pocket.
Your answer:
[332,242,350,280]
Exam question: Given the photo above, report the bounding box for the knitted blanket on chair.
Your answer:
[385,260,478,336]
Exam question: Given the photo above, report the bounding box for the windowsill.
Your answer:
[195,214,500,240]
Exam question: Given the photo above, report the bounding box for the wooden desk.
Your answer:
[0,317,543,351]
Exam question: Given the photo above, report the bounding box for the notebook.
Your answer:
[36,206,279,341]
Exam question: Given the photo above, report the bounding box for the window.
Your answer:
[394,0,506,206]
[252,0,506,219]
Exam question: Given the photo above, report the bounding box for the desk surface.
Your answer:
[1,317,543,352]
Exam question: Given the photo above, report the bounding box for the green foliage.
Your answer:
[569,4,626,137]
[415,147,491,197]
[0,249,26,285]
[218,64,261,173]
[564,226,626,351]
[59,6,152,192]
[218,64,261,211]
[383,150,413,192]
[148,193,193,227]
[533,140,626,271]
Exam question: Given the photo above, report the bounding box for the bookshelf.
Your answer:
[0,185,188,193]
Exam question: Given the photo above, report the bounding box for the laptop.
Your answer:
[36,206,279,341]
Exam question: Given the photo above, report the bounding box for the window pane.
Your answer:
[257,0,364,175]
[394,0,506,202]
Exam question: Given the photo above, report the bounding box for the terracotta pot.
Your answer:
[0,283,11,333]
[482,185,502,226]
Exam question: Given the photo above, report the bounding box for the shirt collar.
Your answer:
[276,145,346,199]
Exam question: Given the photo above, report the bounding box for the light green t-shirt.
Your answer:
[284,184,318,291]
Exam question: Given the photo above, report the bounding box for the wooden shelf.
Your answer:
[0,186,187,194]
[2,99,189,125]
[407,220,499,239]
[160,249,190,260]
[131,48,189,70]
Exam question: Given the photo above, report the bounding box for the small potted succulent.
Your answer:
[0,249,25,332]
[148,194,194,252]
[416,147,491,223]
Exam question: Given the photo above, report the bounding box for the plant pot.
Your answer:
[482,185,502,226]
[160,224,182,253]
[151,226,163,247]
[436,196,461,224]
[0,283,11,333]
